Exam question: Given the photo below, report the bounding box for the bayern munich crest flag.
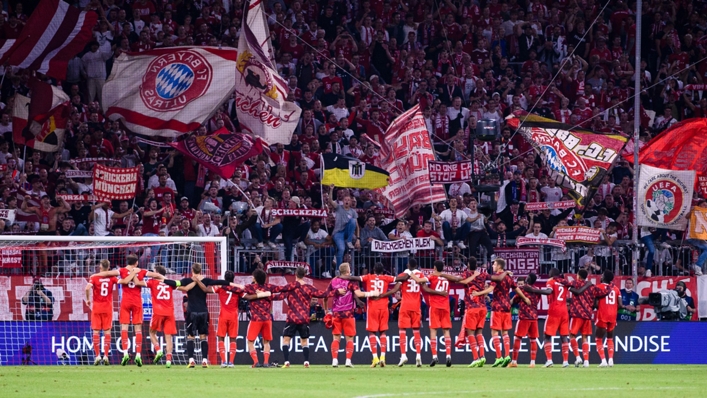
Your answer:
[169,131,263,179]
[235,7,301,145]
[637,164,695,231]
[102,47,237,137]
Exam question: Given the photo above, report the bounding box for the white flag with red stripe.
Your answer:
[244,0,275,68]
[0,0,97,80]
[102,47,237,137]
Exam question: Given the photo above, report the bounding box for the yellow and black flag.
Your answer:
[321,153,390,190]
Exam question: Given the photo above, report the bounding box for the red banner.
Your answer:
[428,161,472,184]
[698,176,707,198]
[494,247,540,276]
[516,236,566,251]
[523,200,576,212]
[271,208,328,218]
[92,164,139,201]
[169,130,263,179]
[554,226,602,243]
[685,84,707,91]
[0,248,22,268]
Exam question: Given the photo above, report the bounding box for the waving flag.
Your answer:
[243,0,275,67]
[235,6,300,144]
[507,114,628,206]
[0,0,97,79]
[12,91,69,152]
[103,47,237,137]
[637,164,694,231]
[169,130,263,179]
[321,153,390,189]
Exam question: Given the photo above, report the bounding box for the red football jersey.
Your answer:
[491,273,516,312]
[216,285,243,318]
[461,270,486,309]
[546,277,570,316]
[146,279,174,317]
[90,275,117,314]
[118,267,147,306]
[426,275,450,309]
[362,274,395,311]
[595,283,620,322]
[398,270,426,312]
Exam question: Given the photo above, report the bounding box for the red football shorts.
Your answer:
[544,312,570,336]
[247,320,273,341]
[595,319,616,332]
[429,307,452,329]
[150,314,177,335]
[490,311,512,331]
[464,307,487,331]
[217,316,239,338]
[91,312,112,330]
[332,317,356,337]
[119,302,143,324]
[514,319,539,339]
[366,308,389,332]
[570,318,593,336]
[398,309,421,329]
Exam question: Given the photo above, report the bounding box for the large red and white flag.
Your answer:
[11,92,68,152]
[379,104,447,218]
[11,94,30,145]
[236,8,300,144]
[93,164,139,202]
[102,47,237,137]
[0,0,97,80]
[244,0,275,68]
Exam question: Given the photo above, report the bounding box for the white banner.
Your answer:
[638,164,695,231]
[371,237,433,253]
[0,209,15,224]
[516,236,566,251]
[64,170,93,178]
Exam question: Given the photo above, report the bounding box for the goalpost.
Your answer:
[0,235,228,366]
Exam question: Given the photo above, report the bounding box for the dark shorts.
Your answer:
[283,322,310,338]
[186,312,209,337]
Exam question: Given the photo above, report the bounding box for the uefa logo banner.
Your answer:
[638,164,695,231]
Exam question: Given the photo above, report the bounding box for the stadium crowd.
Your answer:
[1,0,706,278]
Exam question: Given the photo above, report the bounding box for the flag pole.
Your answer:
[632,0,642,282]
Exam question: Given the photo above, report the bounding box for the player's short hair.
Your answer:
[224,270,235,283]
[154,264,166,276]
[192,263,202,274]
[374,263,384,275]
[99,259,110,270]
[434,260,444,272]
[253,269,267,285]
[493,258,506,269]
[467,256,477,271]
[549,268,560,277]
[408,258,418,270]
[603,270,614,284]
[339,262,350,275]
[578,269,588,280]
[126,254,138,266]
[295,267,306,279]
[526,272,537,285]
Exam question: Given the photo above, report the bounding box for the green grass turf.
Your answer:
[1,364,705,398]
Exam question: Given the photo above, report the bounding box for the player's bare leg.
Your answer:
[344,336,354,367]
[331,334,341,367]
[282,336,292,368]
[443,329,452,367]
[595,327,608,367]
[102,328,111,365]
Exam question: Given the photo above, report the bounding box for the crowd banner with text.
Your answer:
[169,131,263,179]
[516,237,566,251]
[494,247,540,276]
[370,237,433,253]
[265,261,311,274]
[271,209,328,218]
[92,165,139,202]
[637,164,695,231]
[56,194,97,203]
[523,200,576,212]
[64,170,93,179]
[428,160,472,184]
[554,226,603,243]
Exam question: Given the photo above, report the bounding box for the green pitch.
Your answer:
[2,365,705,397]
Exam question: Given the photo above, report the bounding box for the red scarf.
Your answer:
[496,232,506,248]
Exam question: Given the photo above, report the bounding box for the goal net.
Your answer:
[0,236,227,366]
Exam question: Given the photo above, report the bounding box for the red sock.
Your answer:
[229,342,236,361]
[512,337,521,361]
[369,334,378,357]
[445,337,451,356]
[468,336,479,360]
[476,334,485,357]
[570,339,579,358]
[135,331,142,355]
[331,340,340,360]
[93,333,101,357]
[596,338,605,361]
[607,338,614,360]
[166,353,172,361]
[413,330,421,354]
[582,341,589,361]
[345,340,354,360]
[104,334,111,357]
[121,330,128,351]
[502,335,510,357]
[399,331,407,355]
[530,340,537,361]
[561,341,569,363]
[264,352,270,364]
[219,341,226,364]
[431,339,438,356]
[493,336,502,359]
[544,341,552,362]
[250,350,258,364]
[380,335,387,355]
